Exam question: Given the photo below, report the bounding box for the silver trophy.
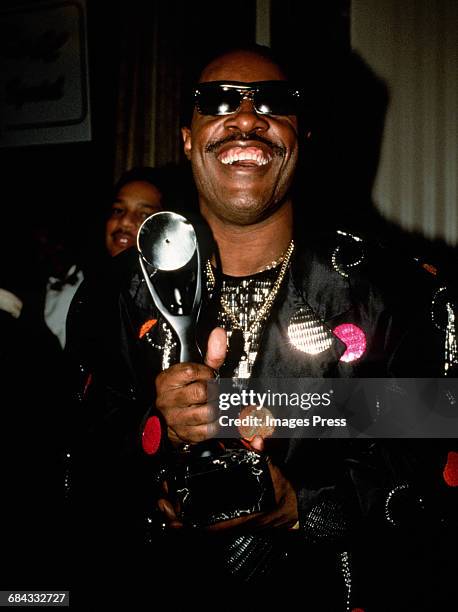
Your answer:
[137,211,202,362]
[137,211,274,528]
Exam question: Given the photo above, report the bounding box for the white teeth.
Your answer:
[220,151,271,165]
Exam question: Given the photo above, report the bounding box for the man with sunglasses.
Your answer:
[156,51,301,514]
[68,45,457,609]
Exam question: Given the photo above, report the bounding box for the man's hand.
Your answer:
[155,327,227,446]
[155,330,298,532]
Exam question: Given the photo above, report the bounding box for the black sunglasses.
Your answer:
[193,81,302,117]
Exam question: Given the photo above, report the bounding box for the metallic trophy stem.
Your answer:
[137,211,202,363]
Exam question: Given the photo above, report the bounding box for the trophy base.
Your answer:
[168,443,275,529]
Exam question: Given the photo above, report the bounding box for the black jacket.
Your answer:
[66,229,458,610]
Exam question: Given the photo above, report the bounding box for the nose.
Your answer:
[118,212,136,231]
[223,98,269,134]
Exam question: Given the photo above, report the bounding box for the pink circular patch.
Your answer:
[443,451,458,487]
[333,323,366,363]
[142,416,161,455]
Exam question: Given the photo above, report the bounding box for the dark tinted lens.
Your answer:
[194,82,301,116]
[196,87,242,115]
[254,84,299,115]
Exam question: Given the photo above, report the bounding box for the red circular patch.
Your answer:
[333,323,367,363]
[142,416,161,455]
[443,451,458,487]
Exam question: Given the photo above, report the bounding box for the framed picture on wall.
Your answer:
[0,0,91,147]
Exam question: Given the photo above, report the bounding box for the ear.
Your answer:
[181,127,192,160]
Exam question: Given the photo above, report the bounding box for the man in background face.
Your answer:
[105,179,163,257]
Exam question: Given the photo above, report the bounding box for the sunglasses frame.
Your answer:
[193,80,302,117]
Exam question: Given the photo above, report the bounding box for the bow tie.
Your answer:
[48,268,81,291]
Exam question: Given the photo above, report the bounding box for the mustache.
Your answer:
[112,229,135,239]
[205,131,285,156]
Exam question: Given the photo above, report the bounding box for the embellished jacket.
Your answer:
[66,228,458,610]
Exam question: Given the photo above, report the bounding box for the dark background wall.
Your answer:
[0,0,350,244]
[1,0,455,282]
[0,0,264,271]
[0,0,121,266]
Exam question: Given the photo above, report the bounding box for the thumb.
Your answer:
[249,435,265,453]
[204,327,227,371]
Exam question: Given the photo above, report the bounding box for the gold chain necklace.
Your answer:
[255,249,291,273]
[205,240,295,377]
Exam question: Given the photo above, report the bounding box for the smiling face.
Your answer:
[105,180,162,257]
[182,50,299,226]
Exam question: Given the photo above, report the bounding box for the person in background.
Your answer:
[43,166,167,347]
[105,166,166,257]
[0,167,167,591]
[0,216,82,590]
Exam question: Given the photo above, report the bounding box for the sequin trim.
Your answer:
[431,287,458,375]
[144,322,177,370]
[444,302,458,375]
[287,306,333,355]
[341,551,352,612]
[331,230,365,279]
[333,323,366,363]
[431,287,447,331]
[384,483,424,527]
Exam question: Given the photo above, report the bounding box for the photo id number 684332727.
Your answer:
[0,592,69,607]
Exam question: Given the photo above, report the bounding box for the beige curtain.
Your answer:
[114,1,183,180]
[352,0,458,246]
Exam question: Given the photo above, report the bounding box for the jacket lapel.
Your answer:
[252,243,353,378]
